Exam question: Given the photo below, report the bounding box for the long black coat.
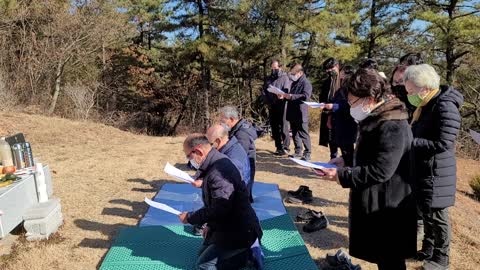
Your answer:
[187,149,262,249]
[338,99,417,263]
[286,75,312,123]
[412,86,463,209]
[330,87,358,146]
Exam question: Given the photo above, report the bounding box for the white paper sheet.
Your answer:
[470,129,480,145]
[164,162,195,183]
[267,85,286,95]
[144,197,181,216]
[303,101,325,108]
[289,158,336,170]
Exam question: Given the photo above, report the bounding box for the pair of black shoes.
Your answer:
[296,209,329,233]
[325,250,362,270]
[285,185,313,204]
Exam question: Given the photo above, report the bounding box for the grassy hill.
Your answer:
[0,112,479,270]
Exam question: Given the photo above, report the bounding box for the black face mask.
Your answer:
[327,70,337,77]
[271,69,279,77]
[392,85,407,96]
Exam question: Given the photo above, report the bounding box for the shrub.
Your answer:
[470,175,480,201]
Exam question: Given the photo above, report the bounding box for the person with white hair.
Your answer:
[404,64,463,270]
[219,106,257,203]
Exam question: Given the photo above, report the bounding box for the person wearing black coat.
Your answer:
[219,106,258,202]
[279,64,312,161]
[262,60,291,155]
[404,64,463,270]
[322,65,357,166]
[318,68,417,270]
[180,134,262,270]
[319,58,341,154]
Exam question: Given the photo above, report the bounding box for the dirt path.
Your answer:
[0,113,479,270]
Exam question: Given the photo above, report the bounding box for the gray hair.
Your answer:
[219,105,239,120]
[184,133,210,149]
[207,124,230,140]
[403,64,440,90]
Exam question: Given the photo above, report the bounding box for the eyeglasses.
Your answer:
[186,145,202,159]
[348,97,361,106]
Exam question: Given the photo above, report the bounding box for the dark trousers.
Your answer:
[269,106,290,151]
[423,208,451,264]
[377,260,406,270]
[247,158,255,203]
[290,121,311,155]
[196,243,249,270]
[328,141,354,167]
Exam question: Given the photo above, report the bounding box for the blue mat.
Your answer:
[139,182,287,227]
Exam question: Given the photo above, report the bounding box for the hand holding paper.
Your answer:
[289,158,337,170]
[144,197,181,216]
[303,101,325,109]
[164,162,194,183]
[267,85,286,95]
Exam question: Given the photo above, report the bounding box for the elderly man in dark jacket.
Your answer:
[263,60,291,156]
[219,106,257,202]
[206,124,251,187]
[280,64,312,161]
[319,69,417,270]
[180,134,262,270]
[404,64,463,270]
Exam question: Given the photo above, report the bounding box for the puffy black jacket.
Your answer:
[412,86,463,209]
[187,149,262,249]
[229,119,257,161]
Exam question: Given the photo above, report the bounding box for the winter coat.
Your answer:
[411,86,463,210]
[229,119,257,162]
[187,149,262,249]
[330,87,358,146]
[286,75,312,123]
[219,136,251,186]
[338,98,417,263]
[263,70,291,111]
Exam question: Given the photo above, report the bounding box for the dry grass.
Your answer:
[0,112,479,270]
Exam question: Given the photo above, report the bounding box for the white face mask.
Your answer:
[189,158,200,170]
[349,99,371,123]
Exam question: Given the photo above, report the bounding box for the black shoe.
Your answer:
[303,213,329,233]
[288,153,303,159]
[274,149,288,156]
[326,249,352,267]
[285,188,313,204]
[287,185,309,196]
[302,154,311,161]
[296,209,322,223]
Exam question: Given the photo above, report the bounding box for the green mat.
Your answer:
[99,214,318,270]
